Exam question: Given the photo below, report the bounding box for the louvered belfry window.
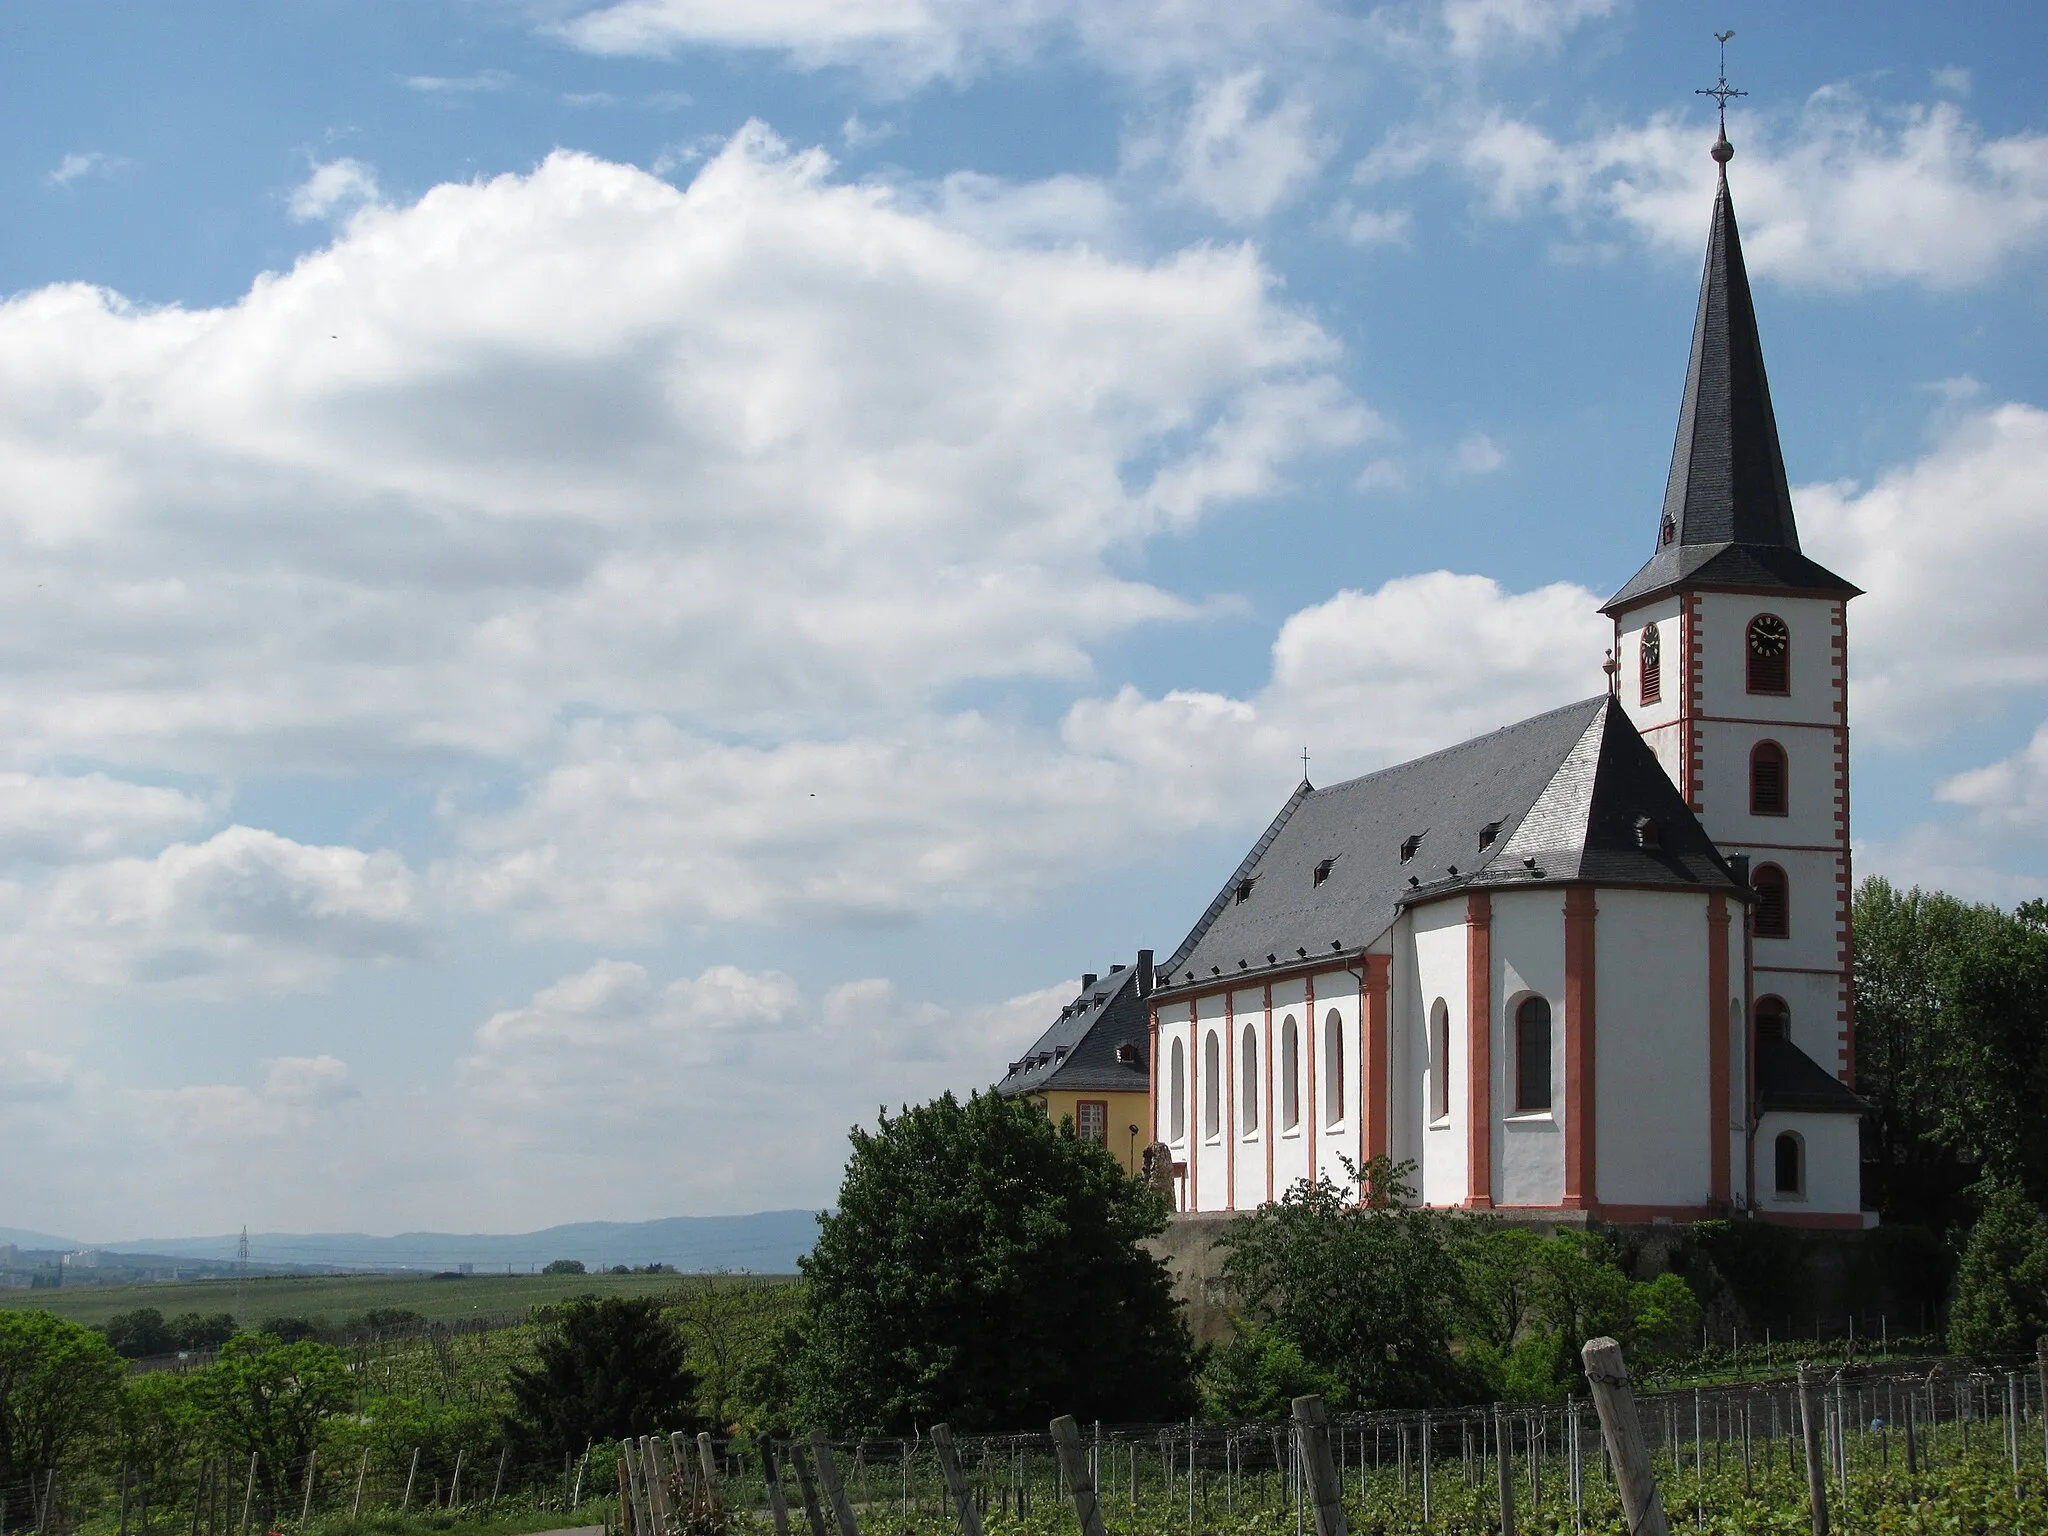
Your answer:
[1753,864,1790,939]
[1747,614,1790,694]
[1750,741,1788,816]
[1639,622,1662,705]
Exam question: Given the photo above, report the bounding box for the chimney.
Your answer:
[1136,949,1154,997]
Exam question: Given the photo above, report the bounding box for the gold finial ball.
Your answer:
[1711,130,1734,165]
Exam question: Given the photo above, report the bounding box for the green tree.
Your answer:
[188,1334,354,1517]
[0,1310,128,1529]
[504,1296,699,1464]
[796,1089,1196,1432]
[1217,1157,1479,1412]
[1948,1183,2048,1357]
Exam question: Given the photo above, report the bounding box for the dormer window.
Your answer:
[1399,831,1426,863]
[1639,623,1662,705]
[1313,857,1335,886]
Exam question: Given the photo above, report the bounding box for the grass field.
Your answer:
[0,1267,793,1327]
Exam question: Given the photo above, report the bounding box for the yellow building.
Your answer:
[997,953,1155,1176]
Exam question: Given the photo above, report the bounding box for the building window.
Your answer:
[1751,741,1788,816]
[1755,996,1790,1043]
[1202,1031,1221,1141]
[1429,999,1451,1124]
[1241,1025,1260,1135]
[1747,614,1790,695]
[1639,622,1662,705]
[1774,1131,1804,1196]
[1753,864,1790,939]
[1515,996,1552,1113]
[1324,1009,1345,1128]
[1280,1014,1300,1131]
[1169,1039,1186,1143]
[1077,1100,1107,1144]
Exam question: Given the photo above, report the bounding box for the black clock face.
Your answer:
[1749,615,1789,657]
[1641,624,1660,665]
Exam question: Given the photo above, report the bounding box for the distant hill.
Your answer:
[82,1211,820,1273]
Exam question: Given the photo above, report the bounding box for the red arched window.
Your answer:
[1753,864,1789,939]
[1639,622,1662,705]
[1750,741,1788,816]
[1747,614,1790,694]
[1755,996,1790,1042]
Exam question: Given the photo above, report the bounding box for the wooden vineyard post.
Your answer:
[1288,1397,1348,1536]
[931,1426,984,1536]
[788,1444,831,1536]
[1797,1366,1829,1536]
[1050,1416,1108,1536]
[808,1432,862,1536]
[1579,1337,1671,1536]
[757,1438,792,1536]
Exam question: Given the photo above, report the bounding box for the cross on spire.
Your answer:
[1697,30,1746,159]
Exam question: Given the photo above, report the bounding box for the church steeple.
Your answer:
[1603,137,1859,616]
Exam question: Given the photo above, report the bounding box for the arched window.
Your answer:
[1280,1014,1300,1131]
[1750,741,1788,816]
[1515,996,1553,1112]
[1753,864,1790,939]
[1241,1025,1261,1135]
[1755,996,1790,1043]
[1324,1009,1345,1128]
[1430,999,1451,1123]
[1639,622,1662,705]
[1774,1131,1804,1196]
[1168,1039,1186,1143]
[1746,614,1790,695]
[1202,1031,1221,1140]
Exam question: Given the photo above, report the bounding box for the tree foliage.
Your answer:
[0,1310,126,1529]
[1854,879,2048,1227]
[1217,1157,1480,1411]
[796,1089,1196,1433]
[504,1296,699,1463]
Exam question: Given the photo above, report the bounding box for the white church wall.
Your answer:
[1754,1111,1862,1219]
[1594,888,1711,1209]
[1693,592,1842,724]
[1491,888,1567,1208]
[1311,971,1363,1195]
[1410,900,1469,1208]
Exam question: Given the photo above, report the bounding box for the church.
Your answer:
[1004,124,1870,1230]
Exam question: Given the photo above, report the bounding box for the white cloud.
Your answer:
[1447,92,2048,290]
[1453,430,1503,475]
[14,827,425,994]
[47,152,130,187]
[1800,402,2048,742]
[402,70,515,93]
[1154,71,1333,225]
[288,158,383,222]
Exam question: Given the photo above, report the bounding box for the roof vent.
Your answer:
[1082,972,1098,989]
[1478,821,1501,850]
[1313,856,1336,886]
[1400,830,1427,863]
[1634,815,1663,850]
[1234,878,1255,904]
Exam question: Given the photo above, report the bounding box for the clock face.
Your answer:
[1749,615,1789,657]
[1641,623,1660,666]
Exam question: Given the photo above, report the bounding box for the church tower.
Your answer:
[1604,127,1861,1092]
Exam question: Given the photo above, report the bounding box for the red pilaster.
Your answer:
[1562,887,1598,1210]
[1467,892,1494,1209]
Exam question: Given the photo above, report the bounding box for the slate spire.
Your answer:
[1603,134,1859,614]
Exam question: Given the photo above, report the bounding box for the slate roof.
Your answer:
[1756,1034,1865,1115]
[995,960,1152,1099]
[1605,161,1859,615]
[1157,695,1743,996]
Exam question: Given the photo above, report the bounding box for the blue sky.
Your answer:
[4,0,2046,1241]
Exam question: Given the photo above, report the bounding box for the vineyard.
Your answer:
[16,1349,2047,1536]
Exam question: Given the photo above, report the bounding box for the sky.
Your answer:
[3,0,2046,1243]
